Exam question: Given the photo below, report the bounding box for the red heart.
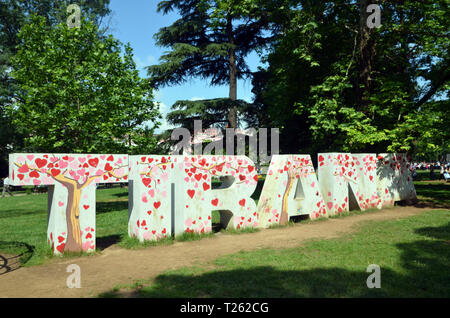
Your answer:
[239,199,246,207]
[141,220,147,227]
[239,175,246,181]
[211,198,219,206]
[18,174,24,180]
[162,228,166,234]
[142,178,151,187]
[203,183,210,191]
[319,155,324,162]
[50,169,61,177]
[83,205,89,210]
[154,201,161,209]
[152,230,156,235]
[35,158,47,168]
[248,165,254,172]
[195,173,202,181]
[147,210,152,215]
[104,163,113,171]
[56,243,65,253]
[107,155,114,161]
[29,170,40,178]
[86,233,92,239]
[88,158,99,168]
[187,189,195,198]
[58,236,64,243]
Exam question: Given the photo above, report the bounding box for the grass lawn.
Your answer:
[102,209,450,298]
[0,179,448,268]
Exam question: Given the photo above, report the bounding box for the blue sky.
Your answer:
[108,0,263,132]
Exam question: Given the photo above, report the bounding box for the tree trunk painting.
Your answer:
[10,153,128,254]
[64,184,83,252]
[256,155,325,228]
[279,173,295,225]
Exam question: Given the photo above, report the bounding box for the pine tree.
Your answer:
[148,0,276,129]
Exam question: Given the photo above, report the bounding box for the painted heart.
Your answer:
[47,168,59,177]
[153,201,161,209]
[211,198,219,206]
[239,199,246,207]
[58,201,64,207]
[29,170,40,178]
[248,165,254,172]
[86,233,92,239]
[202,183,210,191]
[56,243,65,253]
[58,236,65,243]
[194,173,202,181]
[17,174,24,180]
[239,175,246,181]
[83,205,89,210]
[187,189,195,199]
[35,158,47,168]
[107,155,114,161]
[88,158,99,168]
[142,178,151,187]
[104,163,113,171]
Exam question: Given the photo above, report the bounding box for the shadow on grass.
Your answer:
[96,234,123,251]
[103,223,450,298]
[0,241,35,275]
[414,183,450,209]
[96,201,128,214]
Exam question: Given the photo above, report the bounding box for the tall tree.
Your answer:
[252,0,449,157]
[148,0,277,129]
[9,15,160,154]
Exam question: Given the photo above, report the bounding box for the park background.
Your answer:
[0,0,449,298]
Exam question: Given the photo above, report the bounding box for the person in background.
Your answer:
[1,176,13,197]
[440,164,445,180]
[444,167,450,182]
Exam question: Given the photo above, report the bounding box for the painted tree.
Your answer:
[148,0,277,129]
[9,15,160,154]
[12,154,128,253]
[257,155,325,228]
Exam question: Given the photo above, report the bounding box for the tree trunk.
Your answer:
[227,14,238,129]
[357,0,376,114]
[64,184,82,252]
[279,173,295,225]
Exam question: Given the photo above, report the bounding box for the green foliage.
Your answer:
[150,0,279,129]
[252,0,449,155]
[9,15,160,154]
[0,0,112,175]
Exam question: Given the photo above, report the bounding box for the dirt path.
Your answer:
[0,206,433,298]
